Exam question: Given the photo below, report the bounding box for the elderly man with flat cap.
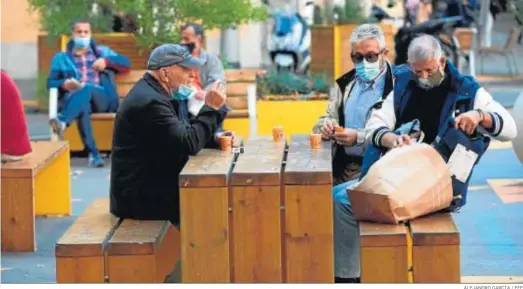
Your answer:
[109,44,227,229]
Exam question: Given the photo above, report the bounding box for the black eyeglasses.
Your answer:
[350,49,384,64]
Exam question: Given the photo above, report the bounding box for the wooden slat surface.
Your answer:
[108,219,169,256]
[227,96,248,110]
[231,185,282,282]
[360,222,408,247]
[284,184,334,282]
[180,187,230,282]
[91,113,117,120]
[179,149,235,188]
[2,141,69,178]
[231,136,285,186]
[225,69,259,82]
[55,198,119,257]
[410,213,460,246]
[226,82,251,96]
[116,70,147,83]
[284,134,332,185]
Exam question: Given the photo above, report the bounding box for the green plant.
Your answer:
[28,0,269,49]
[335,0,365,24]
[313,5,324,25]
[257,69,331,97]
[36,72,50,110]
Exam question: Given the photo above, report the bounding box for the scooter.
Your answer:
[268,1,313,74]
[394,16,464,67]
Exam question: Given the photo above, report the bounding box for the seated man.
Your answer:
[313,24,402,186]
[334,34,517,283]
[48,19,130,167]
[313,24,404,283]
[109,44,227,282]
[180,22,234,146]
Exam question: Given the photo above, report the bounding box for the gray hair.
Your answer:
[407,34,443,63]
[350,24,386,50]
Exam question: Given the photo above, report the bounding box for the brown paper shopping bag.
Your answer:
[348,143,453,224]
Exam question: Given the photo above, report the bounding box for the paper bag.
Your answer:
[348,143,453,224]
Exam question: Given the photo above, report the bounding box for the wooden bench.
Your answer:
[1,141,71,252]
[56,198,181,283]
[360,222,410,283]
[179,134,334,283]
[56,69,256,152]
[410,213,460,283]
[358,212,460,283]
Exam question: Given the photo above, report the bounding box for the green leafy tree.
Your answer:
[28,0,268,49]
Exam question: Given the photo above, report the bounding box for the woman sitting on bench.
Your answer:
[1,70,32,162]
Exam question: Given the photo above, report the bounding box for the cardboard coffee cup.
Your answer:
[272,125,284,142]
[310,133,322,149]
[219,135,232,151]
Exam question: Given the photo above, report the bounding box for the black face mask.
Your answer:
[182,42,196,54]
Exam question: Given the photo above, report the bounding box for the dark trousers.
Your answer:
[58,84,114,154]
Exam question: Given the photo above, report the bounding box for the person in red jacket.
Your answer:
[1,70,32,162]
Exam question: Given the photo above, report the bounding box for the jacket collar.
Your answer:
[193,48,209,65]
[143,72,171,98]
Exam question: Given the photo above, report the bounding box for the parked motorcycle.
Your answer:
[268,2,313,75]
[394,16,464,67]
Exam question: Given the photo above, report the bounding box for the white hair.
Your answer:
[350,24,386,50]
[407,34,443,63]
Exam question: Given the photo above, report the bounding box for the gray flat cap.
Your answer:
[147,44,204,70]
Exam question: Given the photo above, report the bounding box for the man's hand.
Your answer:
[61,78,82,91]
[205,81,226,110]
[381,132,412,149]
[455,110,482,135]
[194,89,206,101]
[320,120,336,140]
[216,131,236,147]
[92,58,107,72]
[333,128,358,146]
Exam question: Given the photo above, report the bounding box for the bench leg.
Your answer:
[412,245,460,283]
[107,224,181,283]
[34,146,71,216]
[361,245,409,283]
[56,256,105,283]
[1,178,35,252]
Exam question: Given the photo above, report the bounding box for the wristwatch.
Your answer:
[356,129,366,146]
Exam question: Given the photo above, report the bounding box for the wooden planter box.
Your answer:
[38,33,153,75]
[311,24,397,79]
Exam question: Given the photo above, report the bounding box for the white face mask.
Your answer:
[188,93,205,116]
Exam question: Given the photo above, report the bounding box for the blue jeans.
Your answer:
[332,179,361,278]
[58,84,113,154]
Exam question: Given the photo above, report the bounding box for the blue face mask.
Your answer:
[172,85,194,101]
[355,59,382,82]
[73,36,91,49]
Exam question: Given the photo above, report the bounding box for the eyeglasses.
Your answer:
[350,50,384,64]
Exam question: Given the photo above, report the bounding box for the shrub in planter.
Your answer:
[256,69,331,100]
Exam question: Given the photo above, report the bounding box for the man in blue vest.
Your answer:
[333,34,517,283]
